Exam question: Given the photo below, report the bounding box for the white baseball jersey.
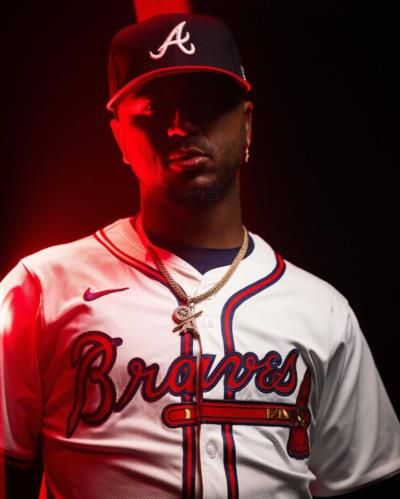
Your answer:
[1,217,399,498]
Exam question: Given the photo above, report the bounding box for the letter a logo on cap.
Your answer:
[149,21,196,60]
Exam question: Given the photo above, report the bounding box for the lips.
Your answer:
[167,148,210,171]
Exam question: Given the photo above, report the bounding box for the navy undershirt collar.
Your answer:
[146,231,255,275]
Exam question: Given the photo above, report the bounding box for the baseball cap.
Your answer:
[107,13,251,111]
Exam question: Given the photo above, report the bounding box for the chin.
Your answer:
[168,175,238,206]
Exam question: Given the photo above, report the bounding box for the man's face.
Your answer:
[111,73,252,205]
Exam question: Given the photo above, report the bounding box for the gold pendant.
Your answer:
[172,305,191,323]
[172,305,203,335]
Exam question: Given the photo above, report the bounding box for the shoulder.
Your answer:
[19,218,130,279]
[285,255,349,311]
[0,218,139,331]
[0,218,136,301]
[250,232,354,347]
[251,232,349,308]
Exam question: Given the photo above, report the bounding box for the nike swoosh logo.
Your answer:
[83,287,130,301]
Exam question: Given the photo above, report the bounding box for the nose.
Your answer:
[167,108,197,137]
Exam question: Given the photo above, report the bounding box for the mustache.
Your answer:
[168,147,211,161]
[166,138,213,158]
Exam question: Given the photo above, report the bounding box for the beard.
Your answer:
[164,146,244,207]
[175,168,239,206]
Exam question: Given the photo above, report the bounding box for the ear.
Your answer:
[243,100,253,148]
[110,118,130,165]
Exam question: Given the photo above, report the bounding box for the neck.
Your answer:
[139,186,243,249]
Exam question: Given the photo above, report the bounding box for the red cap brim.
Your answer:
[106,65,251,111]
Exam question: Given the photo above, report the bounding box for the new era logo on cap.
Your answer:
[107,14,251,111]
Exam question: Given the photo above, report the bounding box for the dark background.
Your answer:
[1,1,399,414]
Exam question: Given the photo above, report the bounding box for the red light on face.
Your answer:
[133,0,191,22]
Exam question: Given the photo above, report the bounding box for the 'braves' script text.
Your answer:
[66,331,299,437]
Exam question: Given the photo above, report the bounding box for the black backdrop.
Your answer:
[1,1,399,414]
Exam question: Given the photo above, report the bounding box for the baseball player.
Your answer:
[1,13,400,499]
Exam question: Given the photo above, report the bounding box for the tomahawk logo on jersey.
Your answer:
[1,218,400,498]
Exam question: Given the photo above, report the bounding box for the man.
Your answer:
[1,13,399,499]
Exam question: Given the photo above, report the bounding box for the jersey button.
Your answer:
[204,315,215,328]
[206,440,218,458]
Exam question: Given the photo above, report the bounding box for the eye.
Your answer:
[131,101,156,117]
[142,101,156,114]
[128,98,159,117]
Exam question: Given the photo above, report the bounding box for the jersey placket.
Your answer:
[191,275,229,499]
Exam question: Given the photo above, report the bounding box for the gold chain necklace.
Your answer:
[135,215,249,335]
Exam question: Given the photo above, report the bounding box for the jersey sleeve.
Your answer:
[0,262,43,468]
[309,304,400,496]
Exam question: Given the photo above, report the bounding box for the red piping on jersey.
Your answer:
[219,251,286,497]
[95,229,188,302]
[224,423,237,499]
[223,392,237,499]
[182,424,195,498]
[181,332,196,498]
[95,230,166,283]
[222,252,286,352]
